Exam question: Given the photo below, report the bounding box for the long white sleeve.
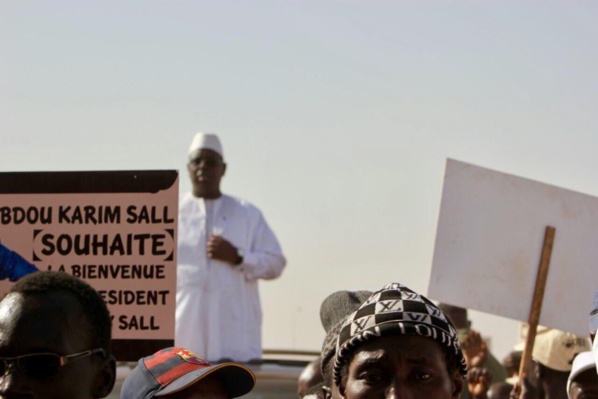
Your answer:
[238,211,286,282]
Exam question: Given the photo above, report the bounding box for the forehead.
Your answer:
[189,149,223,162]
[351,334,447,364]
[572,368,598,390]
[0,292,88,355]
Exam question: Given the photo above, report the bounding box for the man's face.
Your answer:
[569,370,598,399]
[163,373,230,399]
[339,335,463,399]
[187,149,226,199]
[0,292,107,399]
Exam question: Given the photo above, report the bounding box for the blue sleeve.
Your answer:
[0,242,39,282]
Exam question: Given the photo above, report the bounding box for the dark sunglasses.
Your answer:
[0,348,105,379]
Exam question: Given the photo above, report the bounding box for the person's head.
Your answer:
[438,303,471,340]
[333,283,467,399]
[319,290,372,399]
[299,357,324,398]
[187,132,226,199]
[121,347,255,399]
[516,327,591,399]
[321,322,343,399]
[567,352,597,399]
[0,271,116,399]
[516,327,591,374]
[502,350,523,378]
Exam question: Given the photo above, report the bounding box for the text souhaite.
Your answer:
[40,233,167,256]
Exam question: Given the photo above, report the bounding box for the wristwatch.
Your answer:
[236,248,244,265]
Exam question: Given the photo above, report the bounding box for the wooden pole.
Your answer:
[518,225,556,378]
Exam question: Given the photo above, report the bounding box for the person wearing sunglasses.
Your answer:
[0,271,116,398]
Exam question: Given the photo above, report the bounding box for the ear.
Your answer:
[338,381,348,399]
[322,385,332,399]
[93,354,117,398]
[221,163,227,177]
[450,370,464,399]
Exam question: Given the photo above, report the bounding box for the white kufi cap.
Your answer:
[188,133,223,159]
[567,351,596,393]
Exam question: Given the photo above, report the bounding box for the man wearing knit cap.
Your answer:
[176,132,286,362]
[333,282,467,399]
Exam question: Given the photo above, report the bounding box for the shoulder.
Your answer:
[179,192,194,206]
[222,194,263,216]
[179,192,200,214]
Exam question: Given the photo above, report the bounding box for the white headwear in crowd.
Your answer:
[188,133,223,159]
[514,327,590,372]
[567,351,596,393]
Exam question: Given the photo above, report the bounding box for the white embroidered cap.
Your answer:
[567,351,596,394]
[188,133,223,159]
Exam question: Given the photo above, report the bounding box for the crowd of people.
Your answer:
[0,133,596,399]
[304,287,598,399]
[0,271,595,399]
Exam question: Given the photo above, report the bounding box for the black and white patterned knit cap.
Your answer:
[333,282,468,386]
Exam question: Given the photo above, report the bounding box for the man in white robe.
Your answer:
[176,132,286,363]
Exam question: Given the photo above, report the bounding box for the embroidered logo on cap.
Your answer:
[176,349,210,365]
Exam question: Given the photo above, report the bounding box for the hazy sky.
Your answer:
[2,1,597,359]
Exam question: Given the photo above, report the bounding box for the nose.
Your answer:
[197,159,208,169]
[386,380,413,399]
[0,365,30,397]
